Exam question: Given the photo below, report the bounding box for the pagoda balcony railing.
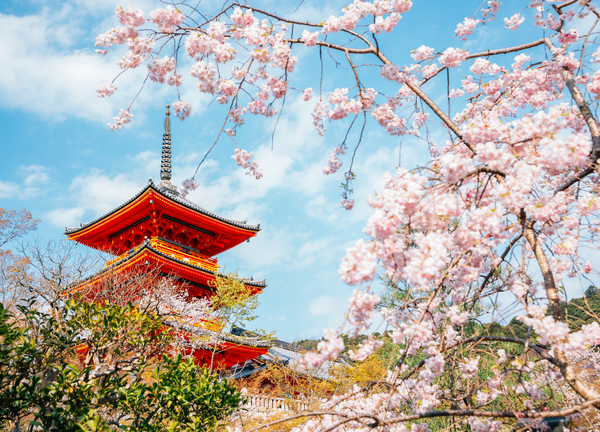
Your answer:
[105,237,219,272]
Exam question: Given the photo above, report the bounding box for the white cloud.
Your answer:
[309,295,341,317]
[44,167,143,228]
[0,181,18,199]
[0,5,172,125]
[0,164,51,200]
[69,168,142,217]
[44,207,86,228]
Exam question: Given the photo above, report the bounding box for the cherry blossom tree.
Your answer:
[94,0,600,429]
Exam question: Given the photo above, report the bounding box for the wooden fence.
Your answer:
[243,394,308,412]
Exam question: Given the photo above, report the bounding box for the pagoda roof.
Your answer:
[165,319,270,369]
[65,180,260,256]
[166,320,272,348]
[71,238,266,298]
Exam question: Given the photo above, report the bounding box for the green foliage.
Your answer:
[470,288,600,341]
[0,300,243,431]
[560,286,600,331]
[209,271,261,329]
[114,355,243,432]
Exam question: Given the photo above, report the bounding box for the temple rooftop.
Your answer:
[65,178,260,235]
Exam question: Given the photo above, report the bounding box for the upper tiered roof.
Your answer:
[65,180,260,256]
[66,105,260,256]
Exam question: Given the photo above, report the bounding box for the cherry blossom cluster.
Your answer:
[302,328,345,368]
[339,198,355,210]
[108,109,133,131]
[320,0,412,35]
[231,148,263,179]
[310,15,598,425]
[147,57,179,85]
[455,17,478,40]
[504,13,525,30]
[172,100,191,121]
[149,6,184,33]
[322,144,347,175]
[180,178,199,197]
[96,82,116,98]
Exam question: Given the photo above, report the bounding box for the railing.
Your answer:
[243,395,308,412]
[104,237,219,272]
[105,244,143,267]
[149,238,219,271]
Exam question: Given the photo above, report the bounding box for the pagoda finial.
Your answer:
[160,104,172,182]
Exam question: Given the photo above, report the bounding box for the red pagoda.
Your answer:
[65,105,270,369]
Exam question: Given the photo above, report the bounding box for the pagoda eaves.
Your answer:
[65,180,260,257]
[166,320,271,369]
[70,237,266,299]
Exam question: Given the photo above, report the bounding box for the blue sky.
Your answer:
[2,0,594,340]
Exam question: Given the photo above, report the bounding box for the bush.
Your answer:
[0,301,244,432]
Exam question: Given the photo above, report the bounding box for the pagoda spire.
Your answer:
[160,104,172,182]
[157,105,179,195]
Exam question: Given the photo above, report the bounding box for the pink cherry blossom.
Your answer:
[229,106,246,124]
[172,100,191,121]
[302,87,313,101]
[190,61,217,93]
[455,17,478,40]
[558,28,578,45]
[116,6,145,28]
[323,153,342,175]
[504,13,524,30]
[231,7,256,27]
[459,356,480,378]
[232,148,263,179]
[180,178,199,197]
[421,64,439,78]
[369,13,402,34]
[339,199,355,210]
[349,337,384,361]
[148,57,176,83]
[481,0,501,21]
[95,26,138,50]
[439,47,468,68]
[302,328,344,367]
[339,239,378,285]
[108,109,133,131]
[447,305,468,325]
[470,58,491,75]
[411,45,434,61]
[96,82,116,98]
[150,6,184,33]
[301,29,319,47]
[497,349,508,363]
[347,289,380,333]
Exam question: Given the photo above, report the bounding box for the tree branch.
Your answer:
[521,209,600,406]
[543,38,600,192]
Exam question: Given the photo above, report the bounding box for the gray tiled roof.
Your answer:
[65,179,261,235]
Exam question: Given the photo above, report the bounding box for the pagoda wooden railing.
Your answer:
[243,395,308,412]
[105,237,219,272]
